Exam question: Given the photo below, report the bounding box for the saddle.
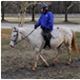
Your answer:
[51,28,59,38]
[41,28,60,50]
[42,28,59,39]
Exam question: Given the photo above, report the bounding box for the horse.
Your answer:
[10,26,79,70]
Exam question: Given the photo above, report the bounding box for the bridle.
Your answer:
[10,29,35,45]
[11,31,18,44]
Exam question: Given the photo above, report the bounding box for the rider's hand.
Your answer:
[34,25,37,29]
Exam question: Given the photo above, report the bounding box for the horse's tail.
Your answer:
[72,30,79,54]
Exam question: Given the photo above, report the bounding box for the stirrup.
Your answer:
[44,46,50,50]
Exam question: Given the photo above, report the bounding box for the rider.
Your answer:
[34,4,54,50]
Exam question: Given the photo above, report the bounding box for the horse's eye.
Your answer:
[14,35,16,37]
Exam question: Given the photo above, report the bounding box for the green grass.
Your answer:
[76,32,80,44]
[1,29,12,45]
[1,40,10,45]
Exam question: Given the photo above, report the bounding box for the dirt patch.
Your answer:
[1,59,80,79]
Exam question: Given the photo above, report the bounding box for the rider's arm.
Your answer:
[47,12,54,30]
[35,15,42,28]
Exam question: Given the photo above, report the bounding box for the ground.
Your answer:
[1,60,80,79]
[1,25,80,79]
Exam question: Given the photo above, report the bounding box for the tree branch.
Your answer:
[67,1,77,10]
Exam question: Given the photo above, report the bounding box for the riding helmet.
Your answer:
[40,4,48,9]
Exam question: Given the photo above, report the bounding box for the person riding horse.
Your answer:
[34,4,54,50]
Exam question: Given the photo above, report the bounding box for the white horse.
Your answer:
[10,26,79,70]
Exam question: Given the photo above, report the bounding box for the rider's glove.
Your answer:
[34,25,37,29]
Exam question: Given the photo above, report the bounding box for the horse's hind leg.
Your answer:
[53,45,62,65]
[66,45,72,65]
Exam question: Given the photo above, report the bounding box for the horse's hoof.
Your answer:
[44,65,49,68]
[53,61,57,66]
[32,67,36,71]
[51,64,55,66]
[45,63,49,67]
[66,62,71,65]
[52,63,56,66]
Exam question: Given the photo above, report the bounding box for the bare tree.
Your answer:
[18,1,36,27]
[64,1,79,22]
[18,1,52,27]
[1,1,5,21]
[79,2,80,13]
[1,1,9,21]
[75,1,80,13]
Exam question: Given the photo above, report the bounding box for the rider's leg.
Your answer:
[44,29,51,49]
[41,27,51,49]
[41,27,47,48]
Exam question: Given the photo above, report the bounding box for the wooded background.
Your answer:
[1,1,80,14]
[1,1,80,26]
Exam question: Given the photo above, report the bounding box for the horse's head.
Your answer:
[10,27,22,48]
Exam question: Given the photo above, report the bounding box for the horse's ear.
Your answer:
[14,27,16,30]
[12,26,16,30]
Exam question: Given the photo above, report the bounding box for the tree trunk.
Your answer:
[1,1,5,21]
[65,8,68,22]
[32,5,35,21]
[20,12,25,27]
[64,2,68,22]
[2,10,5,21]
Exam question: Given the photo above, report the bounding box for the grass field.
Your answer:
[1,29,80,79]
[2,16,80,24]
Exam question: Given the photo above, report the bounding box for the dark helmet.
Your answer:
[40,4,48,9]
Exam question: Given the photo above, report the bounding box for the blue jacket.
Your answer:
[35,11,54,30]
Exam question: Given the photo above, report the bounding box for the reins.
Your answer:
[15,29,35,45]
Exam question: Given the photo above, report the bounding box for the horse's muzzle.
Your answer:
[10,45,14,48]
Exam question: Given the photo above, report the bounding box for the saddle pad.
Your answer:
[51,29,60,38]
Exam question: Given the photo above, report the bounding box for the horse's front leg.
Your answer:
[32,48,39,71]
[39,54,49,67]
